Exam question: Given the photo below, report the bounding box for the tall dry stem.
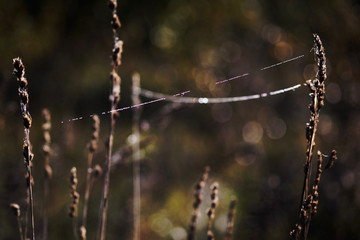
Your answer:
[291,34,337,240]
[10,203,24,240]
[224,198,236,240]
[132,72,142,240]
[42,108,52,240]
[207,182,219,240]
[13,57,35,240]
[188,166,210,240]
[97,0,122,239]
[69,167,80,240]
[81,115,100,237]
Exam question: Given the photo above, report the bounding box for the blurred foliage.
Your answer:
[1,0,360,239]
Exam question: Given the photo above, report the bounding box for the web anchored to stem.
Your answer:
[61,54,305,123]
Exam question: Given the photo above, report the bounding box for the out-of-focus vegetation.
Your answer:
[1,0,359,239]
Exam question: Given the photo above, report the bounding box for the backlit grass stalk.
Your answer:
[13,57,35,240]
[224,198,236,240]
[97,0,122,239]
[81,115,100,237]
[132,72,142,240]
[290,34,337,240]
[188,166,210,240]
[69,167,80,240]
[207,182,219,240]
[10,203,24,240]
[42,108,52,240]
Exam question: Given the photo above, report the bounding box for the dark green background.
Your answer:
[0,0,359,239]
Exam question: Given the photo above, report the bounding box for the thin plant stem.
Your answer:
[132,73,142,240]
[97,1,122,239]
[10,203,24,240]
[13,57,36,240]
[291,34,328,240]
[207,182,219,240]
[42,108,52,240]
[188,166,210,240]
[69,167,80,240]
[82,115,100,236]
[224,198,236,240]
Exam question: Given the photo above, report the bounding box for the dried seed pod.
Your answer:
[92,164,103,178]
[10,203,21,217]
[313,34,326,84]
[69,167,80,218]
[88,115,100,152]
[111,14,121,29]
[108,0,117,10]
[112,39,123,67]
[224,198,237,240]
[80,226,86,240]
[324,150,337,170]
[188,166,210,240]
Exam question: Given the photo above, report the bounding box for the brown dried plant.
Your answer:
[10,203,24,240]
[132,72,142,240]
[69,167,80,240]
[81,115,100,239]
[224,197,236,240]
[97,0,123,239]
[188,166,210,240]
[207,182,219,240]
[13,57,35,240]
[290,34,337,240]
[42,108,52,240]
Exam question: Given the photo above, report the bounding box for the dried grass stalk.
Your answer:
[42,108,52,240]
[69,167,80,240]
[97,1,123,239]
[10,203,24,240]
[188,166,210,240]
[290,34,337,240]
[81,115,100,238]
[207,182,219,240]
[224,198,236,240]
[132,72,142,240]
[13,57,35,240]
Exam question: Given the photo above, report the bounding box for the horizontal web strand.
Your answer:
[139,83,303,104]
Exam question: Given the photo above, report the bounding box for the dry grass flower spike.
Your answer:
[13,57,35,240]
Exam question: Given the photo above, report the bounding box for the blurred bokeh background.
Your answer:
[0,0,359,239]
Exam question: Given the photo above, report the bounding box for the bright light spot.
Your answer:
[242,121,263,143]
[153,25,177,49]
[169,227,187,240]
[274,41,293,61]
[150,212,173,237]
[198,98,209,104]
[262,24,282,44]
[127,134,138,144]
[214,214,227,232]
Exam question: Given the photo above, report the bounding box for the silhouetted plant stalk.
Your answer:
[132,72,142,240]
[97,0,122,239]
[13,57,36,240]
[290,34,337,240]
[42,108,52,240]
[69,167,80,240]
[224,197,236,240]
[81,115,100,239]
[188,166,210,240]
[207,182,219,240]
[10,203,24,240]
